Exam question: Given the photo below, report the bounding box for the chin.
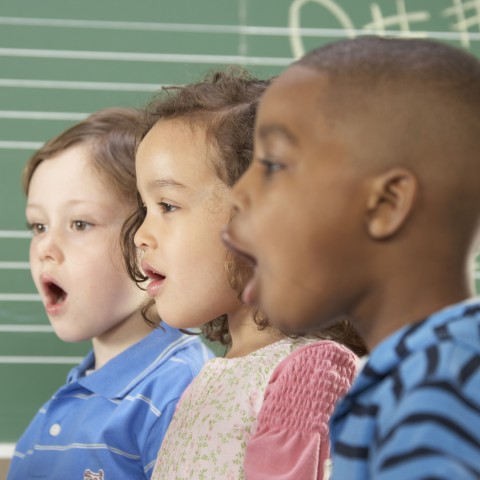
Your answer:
[273,318,316,335]
[52,327,88,344]
[267,308,337,335]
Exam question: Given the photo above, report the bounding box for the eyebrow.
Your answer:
[146,177,190,192]
[26,199,101,209]
[257,124,298,145]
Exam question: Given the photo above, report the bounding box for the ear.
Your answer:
[365,168,418,240]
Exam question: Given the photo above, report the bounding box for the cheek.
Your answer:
[106,237,127,272]
[29,242,40,274]
[93,260,140,306]
[195,207,231,253]
[192,240,229,283]
[29,241,36,262]
[250,189,297,252]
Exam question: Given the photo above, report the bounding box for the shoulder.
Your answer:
[372,340,480,449]
[134,358,197,398]
[271,340,358,389]
[395,336,480,405]
[259,340,358,433]
[168,336,213,377]
[368,346,480,477]
[128,340,210,407]
[385,342,480,413]
[148,334,213,378]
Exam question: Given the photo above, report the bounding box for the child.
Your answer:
[225,37,480,478]
[121,70,362,479]
[8,108,211,480]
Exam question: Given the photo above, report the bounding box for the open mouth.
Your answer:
[41,277,68,306]
[222,228,260,305]
[141,261,166,298]
[141,262,166,282]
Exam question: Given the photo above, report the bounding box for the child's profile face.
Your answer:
[227,66,371,332]
[26,146,145,342]
[134,119,241,329]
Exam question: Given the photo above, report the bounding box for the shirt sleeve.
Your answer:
[245,341,358,480]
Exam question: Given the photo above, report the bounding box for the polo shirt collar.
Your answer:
[67,323,191,399]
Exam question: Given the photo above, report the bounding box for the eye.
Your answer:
[159,202,178,213]
[28,223,47,235]
[259,158,285,176]
[71,220,93,231]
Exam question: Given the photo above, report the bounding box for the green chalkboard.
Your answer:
[1,0,480,447]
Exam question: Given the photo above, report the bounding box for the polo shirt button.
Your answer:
[49,423,61,436]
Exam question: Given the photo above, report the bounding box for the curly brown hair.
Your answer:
[122,69,268,342]
[122,69,367,357]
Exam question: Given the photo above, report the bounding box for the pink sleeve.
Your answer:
[244,341,358,480]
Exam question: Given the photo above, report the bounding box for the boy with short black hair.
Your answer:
[225,36,480,478]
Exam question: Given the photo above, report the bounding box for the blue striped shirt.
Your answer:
[8,325,212,480]
[330,298,480,479]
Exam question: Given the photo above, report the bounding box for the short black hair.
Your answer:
[296,36,480,104]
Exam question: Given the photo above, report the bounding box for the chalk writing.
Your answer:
[289,0,477,57]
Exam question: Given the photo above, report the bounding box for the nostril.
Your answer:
[37,235,63,262]
[134,221,155,249]
[133,230,145,249]
[230,205,239,218]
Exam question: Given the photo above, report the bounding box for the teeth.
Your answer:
[146,268,164,280]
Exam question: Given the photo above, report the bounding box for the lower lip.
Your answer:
[146,278,165,297]
[45,298,67,316]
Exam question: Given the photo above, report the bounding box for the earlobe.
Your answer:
[365,168,418,240]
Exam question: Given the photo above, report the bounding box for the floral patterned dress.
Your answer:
[150,337,317,480]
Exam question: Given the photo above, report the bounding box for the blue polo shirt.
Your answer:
[330,298,480,479]
[8,324,212,480]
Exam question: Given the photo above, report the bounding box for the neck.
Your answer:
[355,261,474,351]
[92,310,153,369]
[225,305,284,358]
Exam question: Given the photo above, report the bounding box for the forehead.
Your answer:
[256,65,389,174]
[136,119,219,187]
[265,64,330,103]
[256,66,335,145]
[30,146,92,186]
[28,146,118,205]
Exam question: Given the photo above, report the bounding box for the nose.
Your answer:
[134,214,157,251]
[34,230,64,263]
[231,163,256,212]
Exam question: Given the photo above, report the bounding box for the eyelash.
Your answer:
[27,223,46,235]
[159,202,178,213]
[26,220,93,235]
[259,158,285,176]
[71,220,93,231]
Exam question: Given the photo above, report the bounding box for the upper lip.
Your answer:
[221,226,257,268]
[141,260,166,280]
